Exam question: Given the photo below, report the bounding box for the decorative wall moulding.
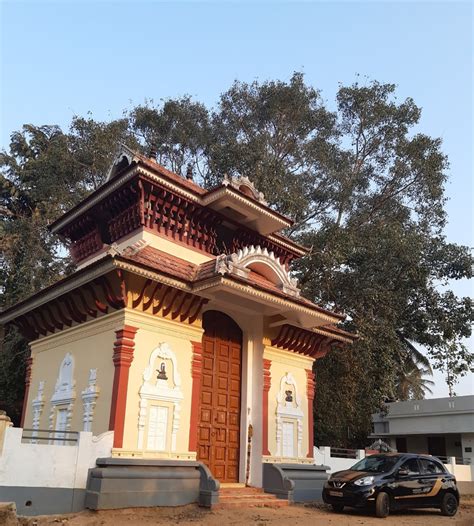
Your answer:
[49,353,76,439]
[82,368,100,432]
[31,380,45,442]
[137,342,184,452]
[275,372,304,459]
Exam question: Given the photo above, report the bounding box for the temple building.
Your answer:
[0,145,355,508]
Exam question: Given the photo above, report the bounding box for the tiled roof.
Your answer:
[135,152,208,196]
[121,245,197,281]
[120,245,344,319]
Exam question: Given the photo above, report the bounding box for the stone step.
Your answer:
[219,493,282,500]
[215,497,289,509]
[220,488,264,495]
[216,487,289,509]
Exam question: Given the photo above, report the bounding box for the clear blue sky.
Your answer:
[1,1,472,396]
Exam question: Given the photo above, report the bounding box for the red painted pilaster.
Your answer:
[20,356,33,428]
[262,358,272,455]
[306,369,316,458]
[109,325,138,448]
[188,341,203,452]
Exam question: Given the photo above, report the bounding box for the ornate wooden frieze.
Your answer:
[270,324,338,358]
[13,270,208,341]
[58,174,301,266]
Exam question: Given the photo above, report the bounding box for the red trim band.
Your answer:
[109,325,138,448]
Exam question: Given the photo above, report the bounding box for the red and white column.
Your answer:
[109,325,138,448]
[262,358,272,456]
[20,356,33,428]
[188,341,203,453]
[306,368,316,458]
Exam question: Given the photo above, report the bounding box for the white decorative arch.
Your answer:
[49,353,76,441]
[215,245,300,297]
[222,173,268,205]
[275,372,304,458]
[137,342,183,452]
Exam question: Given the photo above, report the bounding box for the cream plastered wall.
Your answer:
[25,311,123,435]
[263,346,314,464]
[77,228,213,270]
[117,309,203,459]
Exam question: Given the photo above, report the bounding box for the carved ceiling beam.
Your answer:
[142,282,163,311]
[75,288,98,318]
[162,289,182,318]
[132,278,152,309]
[84,283,108,314]
[172,292,192,320]
[271,323,341,358]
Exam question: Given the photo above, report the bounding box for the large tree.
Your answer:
[1,75,472,442]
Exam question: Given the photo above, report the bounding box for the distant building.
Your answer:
[371,395,474,463]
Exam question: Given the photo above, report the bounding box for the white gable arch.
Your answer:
[216,245,300,297]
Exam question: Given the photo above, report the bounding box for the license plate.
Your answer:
[329,490,343,497]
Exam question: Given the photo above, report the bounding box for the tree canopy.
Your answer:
[1,73,472,444]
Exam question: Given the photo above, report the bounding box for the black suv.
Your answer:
[322,453,459,518]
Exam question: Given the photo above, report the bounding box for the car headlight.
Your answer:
[354,476,374,486]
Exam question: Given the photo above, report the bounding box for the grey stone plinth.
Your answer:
[85,458,219,510]
[263,463,329,502]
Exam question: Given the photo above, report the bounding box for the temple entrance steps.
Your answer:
[216,485,289,509]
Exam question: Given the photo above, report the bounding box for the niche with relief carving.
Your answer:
[137,343,183,453]
[275,372,304,458]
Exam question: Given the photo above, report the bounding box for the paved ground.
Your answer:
[2,499,473,526]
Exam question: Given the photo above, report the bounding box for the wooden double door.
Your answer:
[197,311,242,482]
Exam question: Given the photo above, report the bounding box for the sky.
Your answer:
[1,1,472,397]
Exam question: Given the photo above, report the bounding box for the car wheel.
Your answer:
[440,493,458,516]
[331,503,344,513]
[375,492,390,518]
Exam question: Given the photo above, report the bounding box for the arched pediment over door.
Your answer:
[215,245,301,297]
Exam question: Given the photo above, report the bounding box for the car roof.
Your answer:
[367,452,444,462]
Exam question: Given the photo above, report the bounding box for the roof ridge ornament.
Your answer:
[222,173,268,205]
[105,144,139,183]
[105,239,149,257]
[215,244,300,297]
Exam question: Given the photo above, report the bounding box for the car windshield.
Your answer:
[351,455,399,473]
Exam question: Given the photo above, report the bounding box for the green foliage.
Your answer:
[1,74,472,441]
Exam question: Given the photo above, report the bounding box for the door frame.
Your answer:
[197,310,243,482]
[198,304,263,485]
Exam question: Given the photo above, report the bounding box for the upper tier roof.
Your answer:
[50,144,301,240]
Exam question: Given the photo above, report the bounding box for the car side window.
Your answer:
[420,459,445,475]
[400,458,420,475]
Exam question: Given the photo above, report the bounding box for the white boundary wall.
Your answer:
[0,426,113,490]
[314,446,364,473]
[314,446,474,482]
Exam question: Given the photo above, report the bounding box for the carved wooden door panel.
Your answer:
[197,311,242,482]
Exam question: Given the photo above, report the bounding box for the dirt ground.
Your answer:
[1,498,472,526]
